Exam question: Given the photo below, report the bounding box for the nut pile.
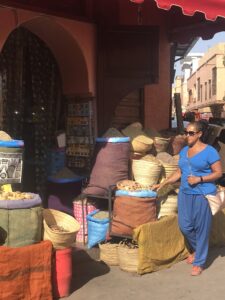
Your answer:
[117,180,152,191]
[0,192,32,200]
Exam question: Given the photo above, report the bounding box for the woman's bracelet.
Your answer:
[200,176,204,182]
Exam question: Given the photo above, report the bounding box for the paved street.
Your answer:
[65,246,225,300]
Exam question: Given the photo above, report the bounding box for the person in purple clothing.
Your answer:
[153,121,222,276]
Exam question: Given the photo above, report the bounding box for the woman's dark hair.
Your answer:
[189,120,209,142]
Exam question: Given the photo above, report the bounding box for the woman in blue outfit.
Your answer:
[153,121,222,276]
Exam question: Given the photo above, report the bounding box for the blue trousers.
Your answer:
[178,191,212,267]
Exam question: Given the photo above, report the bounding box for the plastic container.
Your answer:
[53,248,72,298]
[46,177,84,215]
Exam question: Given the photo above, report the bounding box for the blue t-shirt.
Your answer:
[178,145,220,195]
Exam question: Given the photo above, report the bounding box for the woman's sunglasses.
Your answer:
[184,130,200,136]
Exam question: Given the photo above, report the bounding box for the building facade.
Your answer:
[187,43,225,118]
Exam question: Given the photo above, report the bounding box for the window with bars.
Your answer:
[209,79,211,98]
[197,78,200,101]
[205,82,207,100]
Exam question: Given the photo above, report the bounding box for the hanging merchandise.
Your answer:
[66,97,95,174]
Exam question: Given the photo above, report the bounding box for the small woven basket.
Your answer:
[131,135,153,154]
[99,242,119,266]
[117,243,138,273]
[43,209,80,249]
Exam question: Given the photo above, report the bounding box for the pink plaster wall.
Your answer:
[0,7,96,96]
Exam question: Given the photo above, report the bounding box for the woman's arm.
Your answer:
[152,168,181,190]
[188,160,222,185]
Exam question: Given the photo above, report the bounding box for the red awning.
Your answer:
[154,0,225,21]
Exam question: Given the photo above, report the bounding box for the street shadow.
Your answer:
[70,248,110,293]
[205,246,225,269]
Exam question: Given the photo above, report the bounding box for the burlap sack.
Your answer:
[111,195,156,236]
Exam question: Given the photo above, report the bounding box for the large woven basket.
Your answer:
[117,244,138,273]
[157,194,178,218]
[132,159,162,185]
[43,209,80,249]
[99,243,119,266]
[162,163,178,178]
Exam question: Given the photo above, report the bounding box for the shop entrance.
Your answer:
[0,27,63,195]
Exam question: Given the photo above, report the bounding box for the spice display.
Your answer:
[92,211,109,219]
[49,225,69,233]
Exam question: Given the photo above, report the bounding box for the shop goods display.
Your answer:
[87,210,109,248]
[73,198,97,243]
[131,135,153,153]
[153,137,171,153]
[83,137,130,197]
[0,193,42,247]
[117,240,138,273]
[53,247,72,299]
[132,157,162,186]
[0,241,53,300]
[157,194,178,218]
[1,27,62,196]
[43,209,80,249]
[99,242,119,266]
[66,99,94,172]
[111,193,157,237]
[0,140,24,184]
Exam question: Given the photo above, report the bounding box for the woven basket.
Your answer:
[99,243,119,266]
[43,209,80,249]
[117,244,138,273]
[132,159,162,185]
[131,135,153,154]
[154,137,170,153]
[157,194,178,218]
[162,163,178,178]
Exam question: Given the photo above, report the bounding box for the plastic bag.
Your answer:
[87,210,109,248]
